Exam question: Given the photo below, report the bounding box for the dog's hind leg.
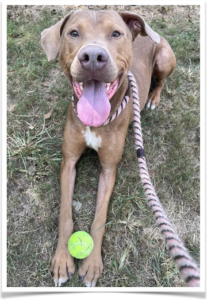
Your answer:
[147,36,176,110]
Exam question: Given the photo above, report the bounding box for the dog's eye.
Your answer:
[112,31,121,38]
[70,30,79,37]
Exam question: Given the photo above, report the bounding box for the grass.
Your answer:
[7,5,200,287]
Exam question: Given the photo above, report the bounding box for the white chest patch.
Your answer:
[83,126,102,151]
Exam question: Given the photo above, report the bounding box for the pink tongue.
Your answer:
[77,80,111,127]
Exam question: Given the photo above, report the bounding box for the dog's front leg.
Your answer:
[50,158,77,286]
[79,164,117,287]
[51,114,86,287]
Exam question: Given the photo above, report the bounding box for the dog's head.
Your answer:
[41,10,159,127]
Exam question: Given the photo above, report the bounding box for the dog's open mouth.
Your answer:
[72,78,119,127]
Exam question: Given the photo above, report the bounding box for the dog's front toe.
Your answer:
[54,277,68,287]
[79,253,103,287]
[51,246,75,287]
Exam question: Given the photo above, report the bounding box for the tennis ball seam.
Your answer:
[69,242,90,254]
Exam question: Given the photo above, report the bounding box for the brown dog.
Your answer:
[41,9,176,287]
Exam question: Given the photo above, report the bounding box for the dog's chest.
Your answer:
[82,126,102,151]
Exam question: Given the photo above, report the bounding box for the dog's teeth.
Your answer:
[79,82,83,90]
[106,83,110,91]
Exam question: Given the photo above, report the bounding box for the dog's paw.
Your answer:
[51,247,75,287]
[79,253,103,287]
[147,89,161,110]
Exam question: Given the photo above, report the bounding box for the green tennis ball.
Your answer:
[68,231,94,259]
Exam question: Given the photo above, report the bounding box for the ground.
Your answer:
[7,5,200,287]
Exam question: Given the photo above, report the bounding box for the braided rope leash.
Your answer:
[127,71,200,287]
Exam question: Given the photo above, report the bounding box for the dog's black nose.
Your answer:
[78,45,109,72]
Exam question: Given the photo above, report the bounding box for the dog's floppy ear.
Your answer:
[119,11,160,44]
[41,11,74,61]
